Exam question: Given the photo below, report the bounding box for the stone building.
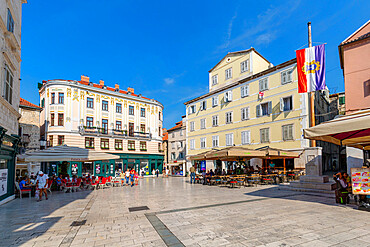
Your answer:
[162,129,168,165]
[39,76,164,177]
[0,0,27,205]
[19,98,42,151]
[167,116,187,176]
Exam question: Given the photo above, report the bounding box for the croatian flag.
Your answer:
[296,44,326,93]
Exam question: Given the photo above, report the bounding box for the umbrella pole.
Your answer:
[283,158,286,174]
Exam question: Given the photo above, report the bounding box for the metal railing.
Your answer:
[78,126,152,139]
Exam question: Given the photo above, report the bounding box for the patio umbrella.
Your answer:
[22,145,121,162]
[304,110,370,147]
[189,149,221,161]
[205,147,266,160]
[257,147,301,159]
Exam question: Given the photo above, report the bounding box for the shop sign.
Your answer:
[201,161,206,171]
[351,168,370,195]
[0,169,8,197]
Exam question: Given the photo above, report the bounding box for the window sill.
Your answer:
[115,148,123,150]
[281,81,292,85]
[101,147,110,150]
[128,149,136,151]
[140,149,147,151]
[226,122,233,124]
[85,147,94,149]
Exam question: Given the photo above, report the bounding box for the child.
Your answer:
[134,172,139,185]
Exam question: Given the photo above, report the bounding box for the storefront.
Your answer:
[168,161,185,176]
[116,153,164,176]
[0,127,20,205]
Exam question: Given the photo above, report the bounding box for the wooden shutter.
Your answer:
[256,105,261,117]
[268,101,272,115]
[280,98,284,111]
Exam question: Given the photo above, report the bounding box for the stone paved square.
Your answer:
[1,177,369,247]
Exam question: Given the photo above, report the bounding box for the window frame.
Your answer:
[102,100,109,111]
[200,137,206,149]
[190,121,195,132]
[225,67,232,80]
[212,115,219,127]
[7,9,14,33]
[58,113,64,126]
[86,97,94,109]
[225,133,234,146]
[241,130,251,145]
[200,118,206,129]
[259,78,269,92]
[85,137,94,149]
[86,117,93,128]
[212,74,218,85]
[116,120,122,130]
[3,65,13,104]
[128,140,135,150]
[188,105,196,114]
[51,93,55,104]
[240,85,249,98]
[128,105,134,115]
[140,108,146,117]
[282,124,294,141]
[240,59,249,73]
[190,139,195,150]
[100,138,109,149]
[58,93,64,104]
[140,141,147,151]
[57,135,64,145]
[281,69,293,85]
[212,135,219,148]
[280,96,293,112]
[225,111,233,124]
[200,100,207,111]
[50,113,55,126]
[212,95,218,107]
[116,103,122,113]
[241,107,249,121]
[260,128,270,143]
[115,139,123,150]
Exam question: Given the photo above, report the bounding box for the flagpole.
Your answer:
[308,22,316,147]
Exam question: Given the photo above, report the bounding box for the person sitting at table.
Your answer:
[221,169,226,176]
[209,169,214,177]
[56,174,63,191]
[19,177,30,190]
[202,170,207,185]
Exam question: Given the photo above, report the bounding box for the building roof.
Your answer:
[185,58,296,105]
[208,48,270,72]
[162,132,168,141]
[340,20,370,45]
[20,98,42,110]
[167,121,183,132]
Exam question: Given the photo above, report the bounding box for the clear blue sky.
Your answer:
[20,0,370,129]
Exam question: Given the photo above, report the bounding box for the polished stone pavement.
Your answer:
[1,177,369,247]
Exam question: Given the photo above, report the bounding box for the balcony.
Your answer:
[78,126,152,140]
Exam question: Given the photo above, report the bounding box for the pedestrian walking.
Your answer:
[130,170,135,187]
[134,171,139,185]
[36,171,49,202]
[190,166,195,184]
[120,170,125,186]
[152,169,155,177]
[125,169,130,186]
[156,169,159,178]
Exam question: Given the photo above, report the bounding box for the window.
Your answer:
[58,135,64,145]
[58,93,64,104]
[58,113,64,126]
[190,121,195,131]
[240,59,249,73]
[226,133,233,146]
[282,124,294,141]
[256,102,272,117]
[188,105,196,114]
[51,93,55,104]
[200,100,207,111]
[116,103,122,113]
[190,139,195,150]
[200,119,206,129]
[50,113,55,126]
[171,152,176,160]
[179,152,184,159]
[41,98,45,108]
[212,96,218,107]
[140,108,146,117]
[87,97,94,108]
[260,128,270,143]
[7,9,14,33]
[224,90,232,102]
[281,70,293,84]
[85,137,94,149]
[86,117,93,127]
[259,78,269,91]
[116,121,122,130]
[212,115,219,126]
[179,141,184,148]
[129,105,134,115]
[140,141,147,151]
[180,130,183,136]
[49,136,53,147]
[241,107,249,120]
[101,138,109,149]
[241,85,249,98]
[200,137,206,149]
[212,136,219,147]
[128,140,135,150]
[226,111,233,124]
[115,140,123,150]
[3,65,13,104]
[339,96,345,105]
[159,111,161,120]
[171,132,175,138]
[212,75,218,85]
[241,131,251,145]
[225,67,232,80]
[140,124,146,133]
[171,142,175,149]
[129,123,134,136]
[158,143,162,152]
[102,119,108,134]
[280,96,293,111]
[158,127,161,136]
[102,101,108,111]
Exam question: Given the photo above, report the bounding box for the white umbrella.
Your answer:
[23,145,120,162]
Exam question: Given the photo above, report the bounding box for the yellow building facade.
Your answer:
[185,48,315,171]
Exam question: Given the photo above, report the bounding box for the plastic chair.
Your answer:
[15,182,31,199]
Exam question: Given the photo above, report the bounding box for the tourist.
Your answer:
[36,171,49,202]
[56,174,62,191]
[130,170,135,187]
[120,170,125,186]
[19,177,30,190]
[189,166,195,184]
[222,169,226,176]
[202,170,207,185]
[125,169,130,186]
[134,171,139,185]
[152,169,155,177]
[156,169,159,178]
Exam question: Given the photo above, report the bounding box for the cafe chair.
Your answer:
[15,182,31,199]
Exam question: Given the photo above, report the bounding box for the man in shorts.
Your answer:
[36,171,49,201]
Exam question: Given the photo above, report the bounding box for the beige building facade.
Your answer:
[185,48,328,173]
[166,117,187,176]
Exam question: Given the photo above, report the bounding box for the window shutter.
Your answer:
[247,107,249,119]
[204,101,207,109]
[289,125,293,139]
[281,72,286,84]
[224,92,227,102]
[247,131,250,144]
[229,91,233,101]
[268,101,272,115]
[241,87,244,98]
[246,85,249,96]
[265,79,268,90]
[280,98,284,111]
[259,81,262,92]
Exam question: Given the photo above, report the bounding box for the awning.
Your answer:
[304,110,370,148]
[257,147,301,159]
[22,145,121,162]
[205,147,266,161]
[189,150,219,161]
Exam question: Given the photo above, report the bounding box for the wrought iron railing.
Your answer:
[78,126,152,139]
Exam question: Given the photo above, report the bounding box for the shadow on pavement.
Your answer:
[0,189,92,246]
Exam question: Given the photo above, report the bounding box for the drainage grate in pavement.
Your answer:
[129,206,149,212]
[70,220,87,227]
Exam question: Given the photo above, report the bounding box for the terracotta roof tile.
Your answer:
[162,132,168,141]
[20,98,42,109]
[168,121,183,132]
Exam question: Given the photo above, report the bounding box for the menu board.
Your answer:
[0,169,7,197]
[351,168,370,195]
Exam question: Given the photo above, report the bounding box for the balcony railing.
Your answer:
[79,126,152,140]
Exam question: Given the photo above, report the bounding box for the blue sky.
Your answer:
[20,0,370,129]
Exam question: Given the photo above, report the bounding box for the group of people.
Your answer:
[119,169,139,187]
[18,171,49,202]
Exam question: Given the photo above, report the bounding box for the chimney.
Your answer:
[115,84,119,90]
[81,75,89,82]
[127,87,134,94]
[99,80,104,86]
